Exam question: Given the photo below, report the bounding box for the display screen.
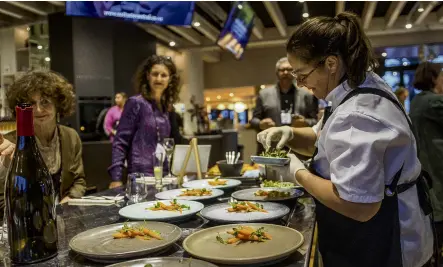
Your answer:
[217,1,255,60]
[66,1,196,26]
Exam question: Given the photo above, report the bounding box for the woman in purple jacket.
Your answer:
[108,55,180,189]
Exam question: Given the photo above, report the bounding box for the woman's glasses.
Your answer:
[291,59,326,84]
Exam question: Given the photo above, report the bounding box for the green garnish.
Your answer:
[180,204,190,210]
[144,264,153,267]
[216,233,226,244]
[260,149,289,158]
[262,180,295,188]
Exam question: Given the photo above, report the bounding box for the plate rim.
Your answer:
[69,221,183,259]
[199,202,290,223]
[231,188,304,202]
[183,223,304,264]
[106,256,219,267]
[182,178,242,189]
[155,188,225,200]
[118,200,205,221]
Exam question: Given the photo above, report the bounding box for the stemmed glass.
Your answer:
[163,138,175,177]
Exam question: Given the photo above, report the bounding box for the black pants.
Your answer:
[435,221,443,251]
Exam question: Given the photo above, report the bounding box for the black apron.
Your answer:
[309,87,437,267]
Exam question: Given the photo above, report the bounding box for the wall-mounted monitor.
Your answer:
[217,1,255,60]
[66,1,195,26]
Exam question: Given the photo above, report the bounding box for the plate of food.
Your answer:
[250,149,290,166]
[232,188,304,202]
[69,221,182,262]
[107,257,218,267]
[155,188,224,201]
[182,178,242,189]
[119,199,204,221]
[200,201,290,223]
[183,223,304,265]
[260,179,300,189]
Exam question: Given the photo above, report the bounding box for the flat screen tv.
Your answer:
[217,1,255,60]
[66,1,196,27]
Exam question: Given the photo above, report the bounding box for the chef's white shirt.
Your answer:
[311,72,433,267]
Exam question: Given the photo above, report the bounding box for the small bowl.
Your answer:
[216,160,244,177]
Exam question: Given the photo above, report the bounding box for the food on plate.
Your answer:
[254,189,290,198]
[147,199,191,214]
[261,179,296,188]
[178,188,213,197]
[112,222,163,240]
[227,201,268,213]
[259,149,289,158]
[216,225,272,245]
[208,177,227,186]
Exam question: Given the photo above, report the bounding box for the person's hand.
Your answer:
[109,181,123,189]
[267,153,307,183]
[60,196,70,204]
[259,118,276,130]
[257,126,294,150]
[291,115,308,128]
[0,134,14,167]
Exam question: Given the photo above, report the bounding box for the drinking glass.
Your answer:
[126,173,148,203]
[153,152,164,190]
[162,138,175,177]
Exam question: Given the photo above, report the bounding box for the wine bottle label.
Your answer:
[16,105,34,136]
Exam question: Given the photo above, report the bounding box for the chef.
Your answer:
[258,12,436,267]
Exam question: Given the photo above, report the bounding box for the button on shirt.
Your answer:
[311,72,433,267]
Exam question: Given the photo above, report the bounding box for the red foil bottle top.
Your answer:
[16,104,34,136]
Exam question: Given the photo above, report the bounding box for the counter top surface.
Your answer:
[0,180,316,267]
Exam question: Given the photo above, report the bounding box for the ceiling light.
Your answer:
[193,21,200,27]
[37,45,43,50]
[206,97,210,101]
[260,85,266,89]
[393,72,398,76]
[299,1,305,2]
[169,41,176,47]
[381,52,387,57]
[217,95,221,100]
[418,4,424,13]
[403,62,408,66]
[405,23,412,29]
[229,93,234,97]
[44,57,50,62]
[26,27,30,31]
[238,4,243,9]
[302,12,309,18]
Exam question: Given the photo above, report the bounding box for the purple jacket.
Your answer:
[108,95,171,181]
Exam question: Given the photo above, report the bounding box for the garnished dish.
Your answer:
[208,177,228,186]
[254,189,290,198]
[216,225,272,245]
[259,149,289,158]
[147,199,191,214]
[260,179,297,188]
[178,188,213,197]
[227,201,268,213]
[112,222,162,240]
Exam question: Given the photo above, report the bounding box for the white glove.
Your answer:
[267,153,307,183]
[257,126,294,150]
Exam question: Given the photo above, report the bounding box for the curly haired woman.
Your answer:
[0,71,86,211]
[108,55,180,188]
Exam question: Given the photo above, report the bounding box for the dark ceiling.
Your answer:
[214,1,443,28]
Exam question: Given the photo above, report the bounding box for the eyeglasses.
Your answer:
[291,59,326,84]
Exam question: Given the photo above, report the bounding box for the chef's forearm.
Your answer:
[296,170,381,222]
[286,127,317,157]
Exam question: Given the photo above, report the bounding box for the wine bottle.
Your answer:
[5,103,58,263]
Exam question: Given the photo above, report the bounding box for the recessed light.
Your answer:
[299,1,305,2]
[44,57,50,62]
[302,12,309,18]
[169,41,176,47]
[382,52,387,57]
[229,93,234,97]
[217,95,221,100]
[405,23,412,29]
[418,7,424,12]
[403,62,408,66]
[193,21,200,27]
[260,85,266,89]
[238,4,243,9]
[26,27,30,31]
[37,45,42,50]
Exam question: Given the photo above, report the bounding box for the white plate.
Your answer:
[155,188,224,201]
[200,202,290,223]
[182,179,242,189]
[119,200,204,221]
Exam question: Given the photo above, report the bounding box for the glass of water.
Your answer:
[162,138,175,177]
[126,173,147,203]
[153,152,164,190]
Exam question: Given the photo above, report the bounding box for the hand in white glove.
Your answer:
[267,153,307,183]
[257,126,294,151]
